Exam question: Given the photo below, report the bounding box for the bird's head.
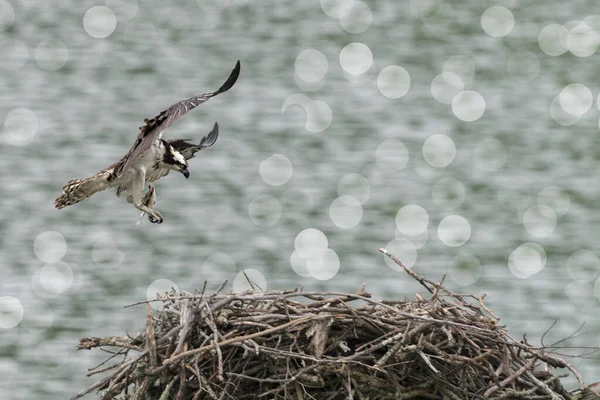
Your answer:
[163,144,190,179]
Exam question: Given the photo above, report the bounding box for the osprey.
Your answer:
[55,61,241,224]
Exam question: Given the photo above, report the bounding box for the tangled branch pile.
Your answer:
[73,249,590,400]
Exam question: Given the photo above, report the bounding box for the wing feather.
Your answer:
[146,167,171,183]
[168,122,219,160]
[110,60,240,180]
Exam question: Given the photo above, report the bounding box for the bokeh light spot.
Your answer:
[396,204,429,236]
[248,195,282,227]
[83,6,117,39]
[422,134,456,168]
[294,228,328,259]
[306,248,340,280]
[34,39,68,71]
[0,297,24,329]
[21,300,54,333]
[550,95,581,126]
[329,195,363,229]
[383,238,418,270]
[508,242,546,279]
[281,93,333,132]
[3,107,39,146]
[320,0,354,18]
[339,0,372,34]
[31,270,59,300]
[564,281,595,311]
[559,83,593,117]
[34,231,67,264]
[481,6,514,38]
[146,279,179,310]
[567,22,600,57]
[523,205,556,238]
[567,249,600,282]
[431,72,464,105]
[438,215,471,247]
[377,65,411,99]
[39,262,74,294]
[259,154,293,186]
[339,42,373,76]
[290,250,311,277]
[538,24,569,56]
[92,234,125,268]
[452,90,486,122]
[295,49,328,83]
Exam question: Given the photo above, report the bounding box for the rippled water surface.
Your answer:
[1,1,600,398]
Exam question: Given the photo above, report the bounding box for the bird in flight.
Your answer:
[136,121,219,225]
[55,60,241,224]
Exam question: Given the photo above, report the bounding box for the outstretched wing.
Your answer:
[110,60,241,180]
[168,122,219,160]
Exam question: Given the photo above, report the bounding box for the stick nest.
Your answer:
[73,249,588,400]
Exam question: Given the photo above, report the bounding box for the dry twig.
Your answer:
[72,249,590,400]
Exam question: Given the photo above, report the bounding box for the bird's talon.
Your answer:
[148,210,164,224]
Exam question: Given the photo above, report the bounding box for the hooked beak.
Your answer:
[181,169,190,179]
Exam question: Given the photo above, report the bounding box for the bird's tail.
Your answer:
[54,175,105,209]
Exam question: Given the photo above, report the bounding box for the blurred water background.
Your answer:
[1,0,600,398]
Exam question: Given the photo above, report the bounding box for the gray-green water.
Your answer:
[1,0,599,398]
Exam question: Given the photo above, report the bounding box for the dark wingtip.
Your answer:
[199,122,219,149]
[215,60,241,95]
